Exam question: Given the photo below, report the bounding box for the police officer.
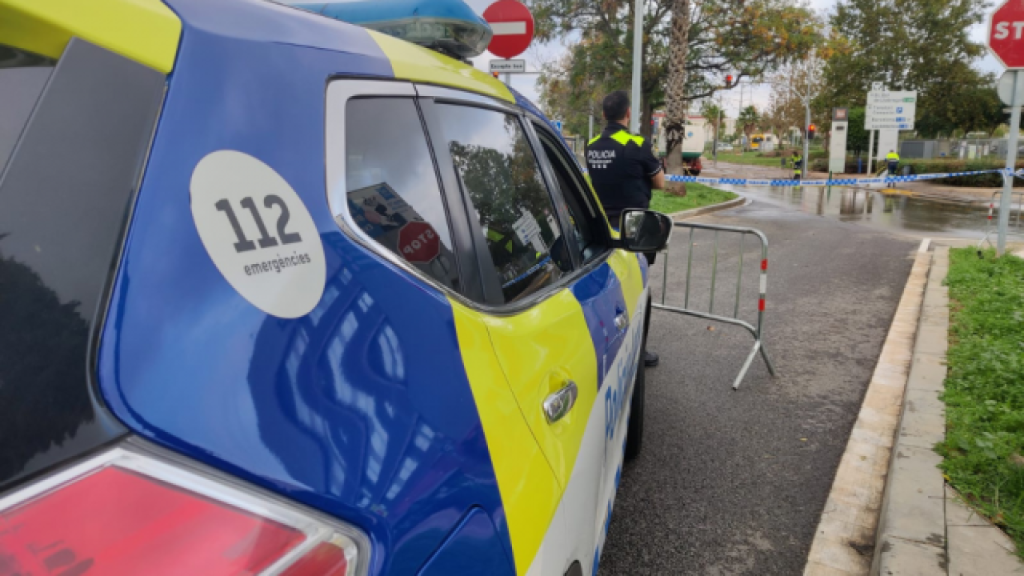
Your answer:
[586,90,664,367]
[886,149,900,175]
[791,149,803,180]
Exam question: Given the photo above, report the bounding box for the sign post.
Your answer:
[989,0,1024,255]
[865,86,916,175]
[483,0,534,86]
[829,108,849,174]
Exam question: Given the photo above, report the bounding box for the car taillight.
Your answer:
[0,443,368,576]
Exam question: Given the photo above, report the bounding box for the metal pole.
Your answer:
[630,0,643,134]
[713,107,721,164]
[588,114,594,142]
[867,129,875,175]
[999,69,1023,256]
[803,97,810,178]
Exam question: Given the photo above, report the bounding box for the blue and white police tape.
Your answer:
[665,168,1024,188]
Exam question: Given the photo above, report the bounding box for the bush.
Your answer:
[901,159,1024,187]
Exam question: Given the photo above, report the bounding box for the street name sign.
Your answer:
[866,90,917,130]
[988,0,1024,69]
[489,59,525,73]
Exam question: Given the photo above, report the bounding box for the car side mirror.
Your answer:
[618,209,672,253]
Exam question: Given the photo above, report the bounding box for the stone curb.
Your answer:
[803,239,932,576]
[871,245,948,575]
[667,195,748,221]
[870,246,1024,575]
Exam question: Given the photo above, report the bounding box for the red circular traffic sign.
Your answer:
[398,221,440,263]
[483,0,534,60]
[989,0,1024,69]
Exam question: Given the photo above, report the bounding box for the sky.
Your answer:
[464,0,1003,121]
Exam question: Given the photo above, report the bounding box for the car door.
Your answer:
[530,123,649,575]
[422,91,642,576]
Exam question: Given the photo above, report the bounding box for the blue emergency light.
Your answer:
[292,0,492,61]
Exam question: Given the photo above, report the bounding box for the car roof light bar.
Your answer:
[291,0,492,62]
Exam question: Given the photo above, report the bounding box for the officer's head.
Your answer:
[603,90,630,124]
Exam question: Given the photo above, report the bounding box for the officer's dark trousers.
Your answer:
[888,161,898,174]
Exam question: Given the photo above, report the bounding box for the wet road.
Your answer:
[728,184,989,239]
[599,199,918,575]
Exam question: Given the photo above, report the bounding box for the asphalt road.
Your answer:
[598,196,919,575]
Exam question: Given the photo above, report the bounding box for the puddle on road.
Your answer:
[718,184,1010,238]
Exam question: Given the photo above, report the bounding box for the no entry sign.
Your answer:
[989,0,1024,69]
[483,0,534,60]
[398,221,440,263]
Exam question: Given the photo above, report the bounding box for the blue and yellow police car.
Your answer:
[0,0,671,575]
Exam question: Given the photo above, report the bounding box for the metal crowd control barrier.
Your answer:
[977,188,1024,255]
[654,221,777,390]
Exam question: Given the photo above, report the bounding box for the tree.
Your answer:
[699,100,725,142]
[821,0,997,137]
[737,106,761,149]
[532,0,821,141]
[664,0,690,173]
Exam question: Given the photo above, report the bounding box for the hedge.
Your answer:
[809,158,1024,187]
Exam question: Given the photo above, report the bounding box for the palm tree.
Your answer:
[737,106,761,151]
[663,0,691,174]
[699,101,725,142]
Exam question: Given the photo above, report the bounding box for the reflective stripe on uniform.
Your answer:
[609,130,644,147]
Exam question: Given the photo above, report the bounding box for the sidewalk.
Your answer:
[872,244,1024,575]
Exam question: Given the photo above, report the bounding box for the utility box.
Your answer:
[900,140,936,159]
[829,108,849,173]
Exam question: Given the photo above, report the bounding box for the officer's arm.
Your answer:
[639,140,665,189]
[651,170,665,190]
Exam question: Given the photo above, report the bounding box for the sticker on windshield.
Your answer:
[190,150,326,318]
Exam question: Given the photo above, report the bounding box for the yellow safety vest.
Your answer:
[886,152,899,161]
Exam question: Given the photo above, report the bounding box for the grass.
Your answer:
[936,248,1024,556]
[711,150,793,167]
[649,183,737,214]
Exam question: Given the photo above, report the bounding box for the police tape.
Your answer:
[664,168,1024,188]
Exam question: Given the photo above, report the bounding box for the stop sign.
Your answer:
[397,221,440,263]
[989,0,1024,69]
[483,0,534,60]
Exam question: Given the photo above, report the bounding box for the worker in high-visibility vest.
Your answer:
[791,150,803,180]
[886,150,900,175]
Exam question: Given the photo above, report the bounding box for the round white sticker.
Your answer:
[190,150,326,318]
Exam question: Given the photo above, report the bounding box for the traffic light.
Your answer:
[726,74,733,86]
[808,124,816,140]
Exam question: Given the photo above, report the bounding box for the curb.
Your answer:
[871,245,948,575]
[803,239,933,576]
[667,195,747,221]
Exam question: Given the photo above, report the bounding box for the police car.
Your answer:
[0,1,671,575]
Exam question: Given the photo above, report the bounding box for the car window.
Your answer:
[345,98,460,291]
[535,130,610,265]
[0,51,52,174]
[432,104,568,305]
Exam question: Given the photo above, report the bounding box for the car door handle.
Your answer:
[614,313,628,331]
[543,380,578,424]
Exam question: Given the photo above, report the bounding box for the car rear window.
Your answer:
[343,98,461,291]
[0,40,166,491]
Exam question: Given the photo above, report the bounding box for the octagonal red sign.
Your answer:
[989,0,1024,69]
[398,221,440,263]
[483,0,534,60]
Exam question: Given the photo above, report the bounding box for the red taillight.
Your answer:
[0,446,366,576]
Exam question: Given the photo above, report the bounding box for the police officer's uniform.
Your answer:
[586,122,663,226]
[586,120,664,367]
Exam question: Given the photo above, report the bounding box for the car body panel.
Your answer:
[95,2,509,575]
[29,1,655,574]
[0,0,181,72]
[367,29,514,103]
